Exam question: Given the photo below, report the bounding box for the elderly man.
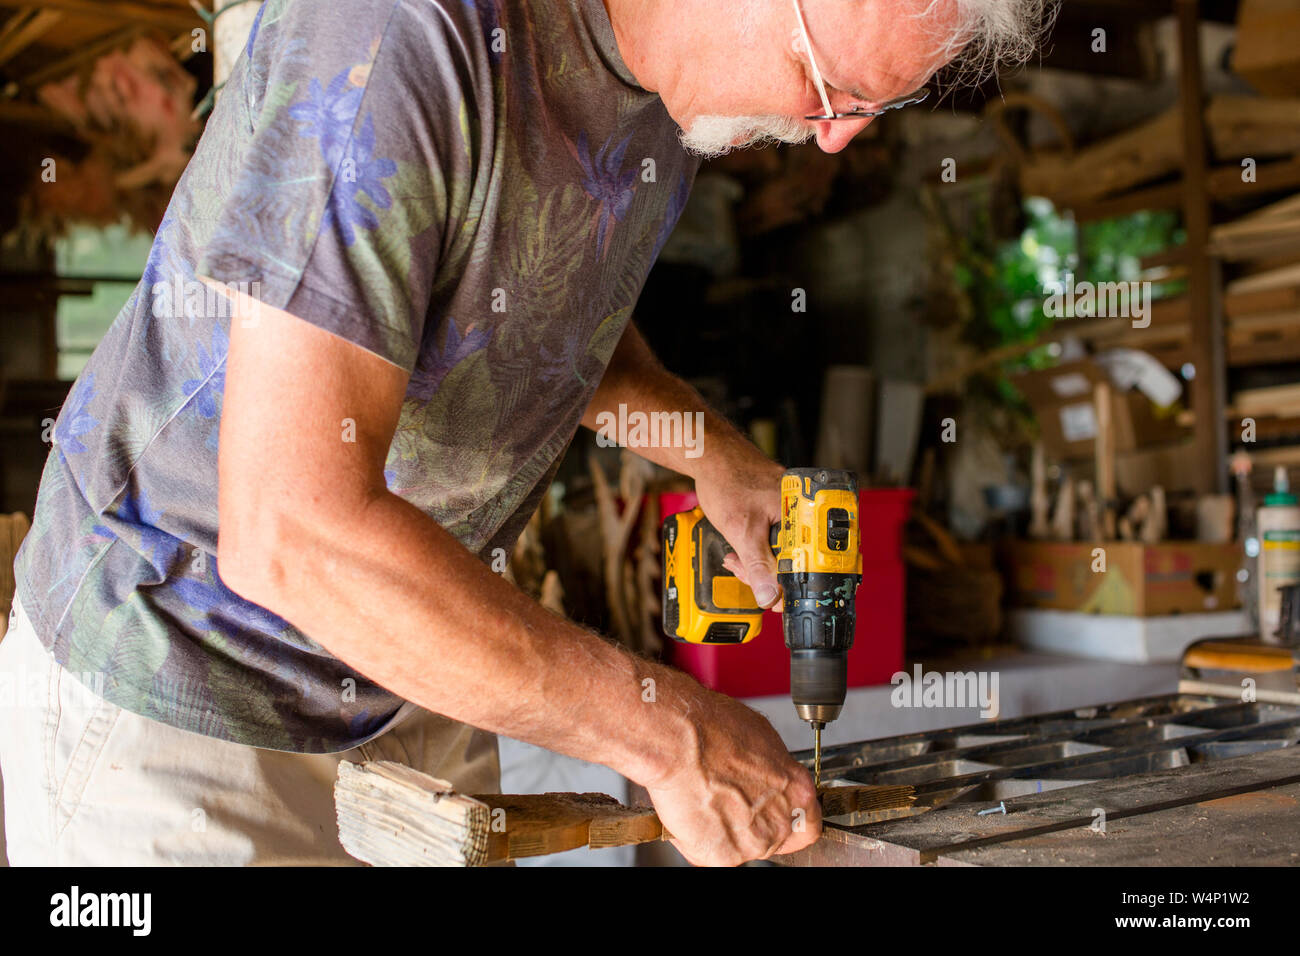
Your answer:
[1,0,1045,865]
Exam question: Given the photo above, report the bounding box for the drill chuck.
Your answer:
[789,649,848,725]
[781,572,857,724]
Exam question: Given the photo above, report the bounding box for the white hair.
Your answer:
[735,0,1057,81]
[922,0,1059,82]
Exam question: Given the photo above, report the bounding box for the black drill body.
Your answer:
[774,468,863,731]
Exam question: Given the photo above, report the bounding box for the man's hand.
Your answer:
[644,678,821,866]
[581,323,786,607]
[696,454,786,609]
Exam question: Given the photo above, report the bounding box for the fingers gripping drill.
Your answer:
[661,468,863,786]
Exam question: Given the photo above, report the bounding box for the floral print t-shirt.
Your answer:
[15,0,697,752]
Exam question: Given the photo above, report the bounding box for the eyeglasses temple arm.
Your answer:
[792,0,834,120]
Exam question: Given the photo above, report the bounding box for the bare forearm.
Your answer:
[222,490,691,785]
[583,324,759,482]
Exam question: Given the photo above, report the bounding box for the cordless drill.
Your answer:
[661,468,863,785]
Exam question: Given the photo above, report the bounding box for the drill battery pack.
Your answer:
[660,507,765,645]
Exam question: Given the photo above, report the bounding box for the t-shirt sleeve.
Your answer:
[196,0,480,372]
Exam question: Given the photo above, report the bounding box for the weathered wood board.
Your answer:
[939,783,1300,866]
[335,760,913,866]
[782,743,1300,867]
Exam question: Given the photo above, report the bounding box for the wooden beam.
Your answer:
[1211,154,1300,200]
[0,0,197,30]
[1069,181,1184,223]
[0,99,76,134]
[1176,0,1227,495]
[334,760,916,866]
[0,8,62,67]
[23,22,143,87]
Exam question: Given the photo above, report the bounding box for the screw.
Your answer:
[977,801,1007,816]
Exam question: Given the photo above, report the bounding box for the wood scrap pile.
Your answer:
[984,86,1300,215]
[904,509,1003,652]
[1224,252,1300,368]
[1212,193,1300,263]
[522,451,689,658]
[987,96,1185,209]
[587,452,666,657]
[1216,195,1300,473]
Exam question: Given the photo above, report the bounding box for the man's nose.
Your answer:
[814,116,873,153]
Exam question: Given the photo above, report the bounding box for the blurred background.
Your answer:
[3,0,1300,865]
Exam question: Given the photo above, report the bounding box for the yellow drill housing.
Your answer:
[774,472,863,578]
[661,506,764,645]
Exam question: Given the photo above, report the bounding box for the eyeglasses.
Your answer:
[791,0,930,122]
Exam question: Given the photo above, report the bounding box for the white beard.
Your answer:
[679,114,815,158]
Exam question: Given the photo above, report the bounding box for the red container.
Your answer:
[660,487,913,699]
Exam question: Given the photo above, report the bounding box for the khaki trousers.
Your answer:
[0,594,499,865]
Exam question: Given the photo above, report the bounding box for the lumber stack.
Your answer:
[1217,196,1300,472]
[1011,106,1184,209]
[1206,95,1300,162]
[1218,197,1300,373]
[1212,193,1300,264]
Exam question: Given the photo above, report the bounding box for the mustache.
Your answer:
[678,114,815,157]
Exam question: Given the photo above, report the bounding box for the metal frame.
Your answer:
[783,692,1300,866]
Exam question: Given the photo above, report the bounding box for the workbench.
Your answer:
[781,693,1300,866]
[499,648,1180,866]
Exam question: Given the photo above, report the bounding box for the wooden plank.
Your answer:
[1229,342,1300,367]
[1211,154,1300,200]
[1020,108,1184,208]
[1247,445,1300,470]
[476,792,661,860]
[1095,382,1117,537]
[335,760,914,865]
[1225,284,1300,318]
[1234,382,1300,417]
[0,100,76,134]
[1219,413,1300,441]
[1228,263,1300,298]
[0,0,197,30]
[1210,215,1300,261]
[1070,181,1183,223]
[334,762,493,867]
[23,22,143,87]
[1206,95,1300,161]
[939,781,1300,865]
[0,9,62,67]
[820,783,916,818]
[1176,0,1227,495]
[1071,159,1300,225]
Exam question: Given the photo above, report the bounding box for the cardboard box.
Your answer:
[1015,360,1186,461]
[1002,540,1243,616]
[1114,441,1202,496]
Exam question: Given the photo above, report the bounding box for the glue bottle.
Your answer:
[1258,466,1300,642]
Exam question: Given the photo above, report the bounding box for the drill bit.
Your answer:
[813,721,823,789]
